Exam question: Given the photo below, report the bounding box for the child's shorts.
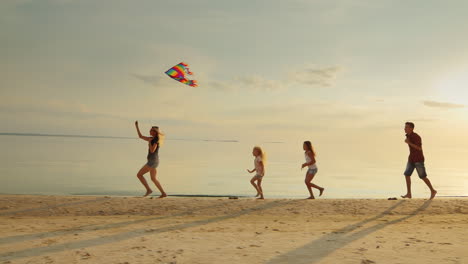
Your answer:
[252,174,264,180]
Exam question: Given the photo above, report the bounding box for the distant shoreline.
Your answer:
[0,193,466,199]
[0,132,288,144]
[0,132,240,143]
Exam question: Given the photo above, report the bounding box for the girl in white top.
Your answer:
[247,146,266,199]
[301,141,324,199]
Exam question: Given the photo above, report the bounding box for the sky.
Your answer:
[1,0,468,150]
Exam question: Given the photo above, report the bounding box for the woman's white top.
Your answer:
[254,156,264,176]
[305,151,317,169]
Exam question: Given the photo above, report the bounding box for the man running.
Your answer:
[401,122,437,199]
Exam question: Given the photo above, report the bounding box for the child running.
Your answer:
[301,141,325,199]
[247,146,266,199]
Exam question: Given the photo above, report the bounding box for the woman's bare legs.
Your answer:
[150,168,167,198]
[137,165,152,197]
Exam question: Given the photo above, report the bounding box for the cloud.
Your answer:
[423,100,465,109]
[134,64,342,92]
[132,73,164,87]
[0,100,129,121]
[0,97,221,133]
[409,117,439,122]
[236,75,283,91]
[288,66,342,87]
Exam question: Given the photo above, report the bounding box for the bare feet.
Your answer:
[430,190,437,200]
[255,193,261,197]
[143,190,153,197]
[319,188,325,197]
[401,194,412,199]
[158,193,167,198]
[307,196,315,200]
[257,196,264,200]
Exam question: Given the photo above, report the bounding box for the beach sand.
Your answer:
[0,195,467,264]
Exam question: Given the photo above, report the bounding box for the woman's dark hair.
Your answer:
[405,122,415,129]
[304,141,316,157]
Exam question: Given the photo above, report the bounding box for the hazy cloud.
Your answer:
[423,100,465,109]
[134,65,342,91]
[288,66,342,87]
[132,73,164,87]
[236,75,283,91]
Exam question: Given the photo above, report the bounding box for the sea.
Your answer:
[0,133,466,199]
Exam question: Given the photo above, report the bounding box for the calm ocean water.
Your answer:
[0,134,466,198]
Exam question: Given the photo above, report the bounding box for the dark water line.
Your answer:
[0,132,239,143]
[0,132,133,140]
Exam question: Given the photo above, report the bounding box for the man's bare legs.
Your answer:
[422,177,437,199]
[137,166,152,197]
[402,175,437,199]
[150,168,167,198]
[401,175,412,198]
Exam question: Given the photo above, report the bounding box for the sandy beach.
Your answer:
[0,195,467,264]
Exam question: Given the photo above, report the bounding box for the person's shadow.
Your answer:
[267,199,432,264]
[0,200,293,262]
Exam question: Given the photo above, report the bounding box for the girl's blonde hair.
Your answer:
[253,146,267,165]
[152,126,165,146]
[304,141,316,157]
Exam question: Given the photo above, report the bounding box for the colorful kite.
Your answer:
[165,62,198,87]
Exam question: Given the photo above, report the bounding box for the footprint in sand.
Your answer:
[131,246,147,250]
[361,260,376,264]
[43,256,54,264]
[75,250,92,260]
[42,239,57,245]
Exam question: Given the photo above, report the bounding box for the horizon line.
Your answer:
[0,132,244,143]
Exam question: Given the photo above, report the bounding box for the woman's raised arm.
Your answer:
[135,121,152,141]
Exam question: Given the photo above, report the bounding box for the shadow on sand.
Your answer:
[0,197,109,216]
[0,200,293,262]
[0,200,235,245]
[266,200,432,264]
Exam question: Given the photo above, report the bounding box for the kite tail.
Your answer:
[179,62,193,75]
[188,80,198,87]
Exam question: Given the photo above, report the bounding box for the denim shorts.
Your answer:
[404,162,427,179]
[146,157,160,169]
[307,168,318,175]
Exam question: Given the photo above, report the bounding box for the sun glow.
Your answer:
[434,70,468,105]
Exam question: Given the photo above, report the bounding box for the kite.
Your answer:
[165,62,198,87]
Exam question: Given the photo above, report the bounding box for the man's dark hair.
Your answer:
[405,122,415,128]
